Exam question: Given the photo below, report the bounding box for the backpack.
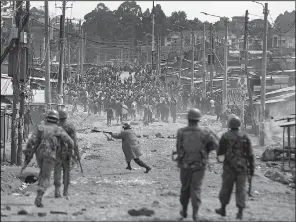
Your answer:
[178,127,208,170]
[225,132,248,172]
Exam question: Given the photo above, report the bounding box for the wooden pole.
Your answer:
[44,0,51,105]
[57,0,66,104]
[259,3,268,146]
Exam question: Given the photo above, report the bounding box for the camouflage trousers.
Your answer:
[219,165,247,208]
[36,156,55,193]
[180,168,205,211]
[54,155,71,189]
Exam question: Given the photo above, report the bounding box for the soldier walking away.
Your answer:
[21,110,74,207]
[175,108,219,221]
[215,115,255,220]
[23,109,33,142]
[110,123,151,173]
[55,108,80,197]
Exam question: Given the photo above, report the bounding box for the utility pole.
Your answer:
[260,3,268,146]
[10,1,22,165]
[152,1,155,73]
[209,23,214,98]
[57,0,66,104]
[77,20,81,83]
[202,23,207,99]
[67,18,71,85]
[222,18,229,116]
[44,0,51,106]
[17,1,30,166]
[191,30,194,95]
[80,21,84,85]
[178,32,183,87]
[244,10,256,133]
[279,28,283,74]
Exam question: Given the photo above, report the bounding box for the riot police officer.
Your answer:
[175,108,219,221]
[215,115,255,220]
[22,109,74,207]
[54,108,80,197]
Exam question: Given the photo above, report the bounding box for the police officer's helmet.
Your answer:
[58,109,68,120]
[122,122,132,130]
[46,109,59,123]
[228,115,241,129]
[187,108,202,121]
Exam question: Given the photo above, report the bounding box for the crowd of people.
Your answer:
[65,64,250,127]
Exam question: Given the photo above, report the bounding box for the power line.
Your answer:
[273,20,296,33]
[30,17,136,50]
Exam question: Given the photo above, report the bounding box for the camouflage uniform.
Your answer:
[54,120,79,197]
[216,129,254,219]
[24,122,74,207]
[176,126,219,219]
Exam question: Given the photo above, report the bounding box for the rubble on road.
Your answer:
[1,170,23,195]
[155,133,164,138]
[128,207,155,217]
[264,169,290,184]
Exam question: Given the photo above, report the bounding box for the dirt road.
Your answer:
[1,113,295,221]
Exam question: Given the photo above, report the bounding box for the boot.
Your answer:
[134,158,151,173]
[215,204,226,217]
[63,187,69,197]
[179,206,187,219]
[236,207,243,220]
[192,207,199,221]
[126,162,132,170]
[34,190,44,208]
[55,187,61,198]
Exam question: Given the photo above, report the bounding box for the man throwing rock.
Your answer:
[110,123,151,173]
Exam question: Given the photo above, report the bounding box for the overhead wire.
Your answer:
[31,17,137,50]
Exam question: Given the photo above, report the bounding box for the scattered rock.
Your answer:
[128,208,155,217]
[73,212,83,216]
[261,148,282,162]
[24,191,33,196]
[167,135,176,139]
[151,149,157,152]
[160,191,178,197]
[155,133,164,138]
[38,212,47,217]
[264,169,289,184]
[81,208,86,211]
[5,206,11,211]
[152,200,159,207]
[136,135,142,138]
[289,183,295,188]
[266,162,278,167]
[50,211,68,215]
[17,209,28,215]
[143,134,149,138]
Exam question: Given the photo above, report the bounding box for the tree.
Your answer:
[115,1,143,41]
[169,11,187,29]
[83,3,118,40]
[274,10,295,32]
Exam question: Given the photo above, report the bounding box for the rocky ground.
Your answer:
[1,110,295,221]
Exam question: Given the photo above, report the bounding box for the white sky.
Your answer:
[30,1,295,24]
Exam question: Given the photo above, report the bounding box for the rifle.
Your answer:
[91,128,112,134]
[247,169,252,197]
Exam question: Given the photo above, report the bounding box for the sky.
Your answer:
[29,1,295,23]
